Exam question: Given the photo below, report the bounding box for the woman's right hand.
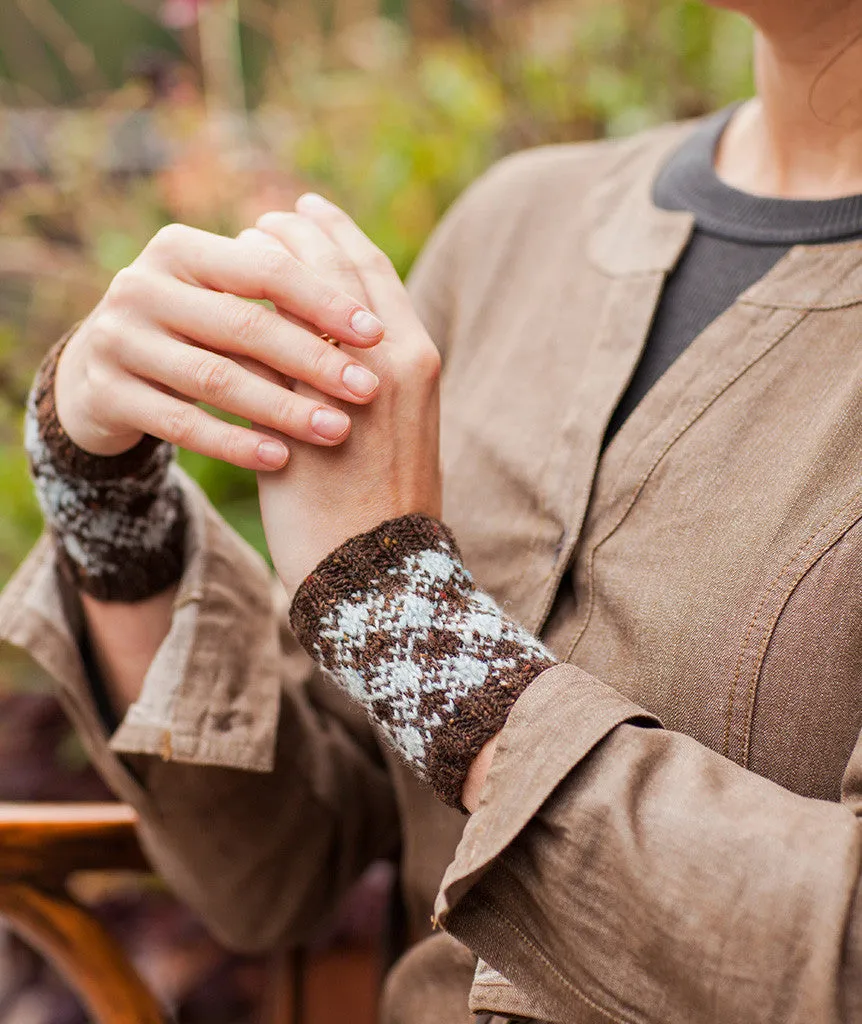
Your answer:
[54,222,387,470]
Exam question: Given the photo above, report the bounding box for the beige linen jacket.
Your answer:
[4,117,862,1024]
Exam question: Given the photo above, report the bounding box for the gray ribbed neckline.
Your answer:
[652,104,862,244]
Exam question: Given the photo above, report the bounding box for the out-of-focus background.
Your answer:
[0,1,752,1020]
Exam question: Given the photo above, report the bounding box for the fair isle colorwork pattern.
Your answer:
[25,337,187,602]
[290,515,557,808]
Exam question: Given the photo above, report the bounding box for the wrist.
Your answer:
[462,734,500,813]
[54,330,146,462]
[34,334,159,482]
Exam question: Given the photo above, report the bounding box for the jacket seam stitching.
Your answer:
[742,297,862,311]
[479,900,637,1024]
[740,498,862,766]
[724,489,862,759]
[565,307,808,664]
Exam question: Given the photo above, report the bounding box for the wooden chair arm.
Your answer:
[0,804,383,1024]
[0,803,166,1022]
[0,802,147,881]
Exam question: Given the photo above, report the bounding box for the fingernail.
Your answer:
[257,440,289,468]
[342,363,379,398]
[350,309,384,340]
[311,407,351,441]
[297,192,331,213]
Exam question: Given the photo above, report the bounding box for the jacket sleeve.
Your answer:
[434,663,862,1024]
[0,470,400,954]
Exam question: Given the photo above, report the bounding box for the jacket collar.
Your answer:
[743,241,862,309]
[587,121,862,309]
[587,124,694,278]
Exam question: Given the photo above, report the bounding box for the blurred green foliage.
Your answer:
[0,0,754,594]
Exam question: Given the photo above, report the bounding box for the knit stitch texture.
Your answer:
[290,514,557,808]
[25,336,187,601]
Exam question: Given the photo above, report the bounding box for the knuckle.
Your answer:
[363,246,395,277]
[224,300,266,348]
[317,288,344,318]
[255,247,294,285]
[241,226,285,253]
[306,339,336,381]
[320,250,357,281]
[396,342,441,384]
[163,406,195,448]
[271,391,298,429]
[256,209,286,226]
[192,356,236,400]
[218,427,249,465]
[84,358,116,400]
[257,211,295,232]
[86,312,120,356]
[150,222,190,253]
[108,266,144,305]
[418,345,443,382]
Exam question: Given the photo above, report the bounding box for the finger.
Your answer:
[234,228,319,337]
[120,328,354,445]
[120,377,291,471]
[251,216,374,375]
[255,211,370,307]
[136,273,380,403]
[235,227,284,253]
[138,223,385,347]
[294,194,416,328]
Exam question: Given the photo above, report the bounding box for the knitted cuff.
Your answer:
[290,514,557,809]
[24,335,187,602]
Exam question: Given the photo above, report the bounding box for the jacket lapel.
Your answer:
[522,135,695,632]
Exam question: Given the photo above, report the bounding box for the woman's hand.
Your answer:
[253,194,443,600]
[54,223,388,471]
[255,198,527,812]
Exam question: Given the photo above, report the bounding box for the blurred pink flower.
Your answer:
[160,0,203,30]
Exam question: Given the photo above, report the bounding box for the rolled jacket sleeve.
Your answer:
[110,466,282,771]
[0,469,400,953]
[435,663,862,1024]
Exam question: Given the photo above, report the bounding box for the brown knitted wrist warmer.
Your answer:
[24,335,187,602]
[290,514,557,809]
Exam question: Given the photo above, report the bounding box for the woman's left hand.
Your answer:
[253,194,443,602]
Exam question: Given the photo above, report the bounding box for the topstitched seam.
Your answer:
[723,489,862,759]
[480,900,639,1024]
[565,308,808,667]
[740,499,862,766]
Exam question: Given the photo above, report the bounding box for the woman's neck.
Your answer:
[715,3,862,199]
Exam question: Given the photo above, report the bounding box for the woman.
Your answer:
[3,0,862,1019]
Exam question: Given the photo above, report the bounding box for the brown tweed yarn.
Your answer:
[290,514,556,809]
[25,335,187,601]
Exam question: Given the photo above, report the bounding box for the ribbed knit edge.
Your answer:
[289,514,461,654]
[424,666,543,812]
